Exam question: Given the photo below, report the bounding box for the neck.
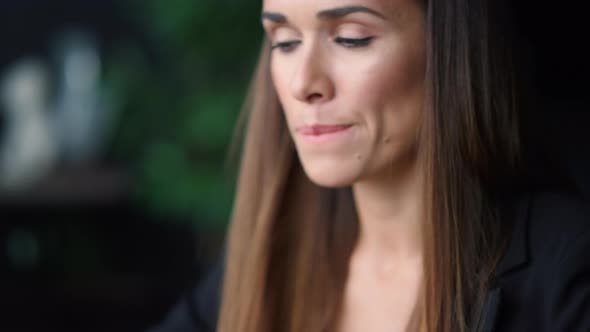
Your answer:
[352,158,424,261]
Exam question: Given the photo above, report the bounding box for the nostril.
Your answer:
[308,93,323,103]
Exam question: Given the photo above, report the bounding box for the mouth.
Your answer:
[296,124,354,143]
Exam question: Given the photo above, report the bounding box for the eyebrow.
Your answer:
[261,12,287,23]
[317,6,386,20]
[261,5,386,24]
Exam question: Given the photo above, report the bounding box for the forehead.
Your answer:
[261,0,421,26]
[262,0,407,15]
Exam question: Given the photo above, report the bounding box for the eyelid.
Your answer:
[270,40,301,53]
[334,23,374,38]
[269,24,376,53]
[334,36,374,48]
[268,26,300,42]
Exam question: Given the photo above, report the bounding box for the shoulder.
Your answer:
[529,191,590,331]
[495,189,590,277]
[147,257,224,332]
[495,190,590,331]
[526,190,590,257]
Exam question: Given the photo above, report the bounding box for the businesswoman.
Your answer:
[149,0,590,331]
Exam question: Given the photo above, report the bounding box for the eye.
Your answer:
[335,37,374,48]
[271,40,301,53]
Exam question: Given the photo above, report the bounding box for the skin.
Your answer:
[262,1,427,330]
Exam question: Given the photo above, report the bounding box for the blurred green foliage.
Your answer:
[103,1,263,229]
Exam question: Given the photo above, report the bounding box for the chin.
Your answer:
[299,159,360,188]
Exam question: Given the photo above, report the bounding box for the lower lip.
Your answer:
[298,125,354,144]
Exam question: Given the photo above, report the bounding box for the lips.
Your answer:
[298,124,353,136]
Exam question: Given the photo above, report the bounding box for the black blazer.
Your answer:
[148,190,590,332]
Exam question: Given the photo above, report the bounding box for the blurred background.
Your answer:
[0,1,587,332]
[0,0,261,331]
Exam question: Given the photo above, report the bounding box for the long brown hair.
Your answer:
[218,0,524,331]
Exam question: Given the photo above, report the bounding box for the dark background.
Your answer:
[0,1,260,331]
[0,1,587,332]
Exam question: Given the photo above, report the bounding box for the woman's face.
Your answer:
[262,0,426,187]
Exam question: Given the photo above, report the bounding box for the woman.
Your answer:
[149,0,590,331]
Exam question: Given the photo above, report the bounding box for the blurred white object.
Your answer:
[51,29,113,165]
[0,58,59,191]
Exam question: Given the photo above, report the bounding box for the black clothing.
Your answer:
[148,190,590,332]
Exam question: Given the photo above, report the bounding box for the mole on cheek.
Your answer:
[355,153,363,161]
[383,137,391,144]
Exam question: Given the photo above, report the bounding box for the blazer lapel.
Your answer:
[476,287,502,332]
[494,191,532,277]
[471,191,532,332]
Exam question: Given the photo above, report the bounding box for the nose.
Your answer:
[290,43,335,104]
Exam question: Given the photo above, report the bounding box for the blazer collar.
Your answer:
[473,190,533,332]
[494,190,532,278]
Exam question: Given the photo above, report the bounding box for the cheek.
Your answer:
[270,58,287,102]
[270,58,296,126]
[337,45,424,112]
[333,41,425,165]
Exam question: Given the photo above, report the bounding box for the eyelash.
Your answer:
[271,37,374,53]
[271,40,301,53]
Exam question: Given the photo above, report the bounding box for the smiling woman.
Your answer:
[149,0,590,332]
[261,2,426,190]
